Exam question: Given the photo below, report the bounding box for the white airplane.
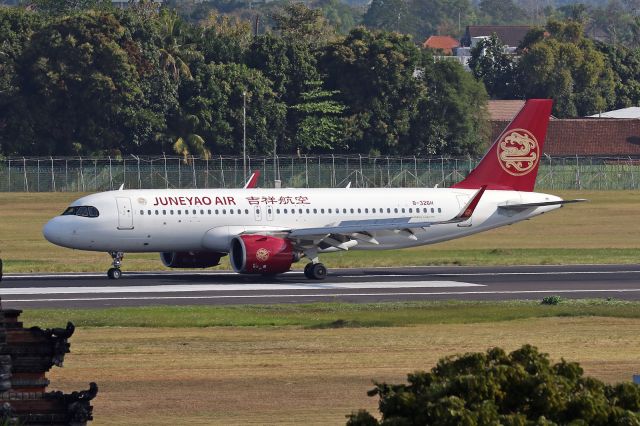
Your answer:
[43,99,583,280]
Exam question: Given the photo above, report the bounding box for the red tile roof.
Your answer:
[487,100,525,120]
[490,119,640,156]
[423,36,460,55]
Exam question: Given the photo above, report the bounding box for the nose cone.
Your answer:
[43,217,72,248]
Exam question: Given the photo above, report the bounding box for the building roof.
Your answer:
[487,100,525,120]
[490,119,640,156]
[462,26,532,47]
[423,36,460,55]
[588,107,640,119]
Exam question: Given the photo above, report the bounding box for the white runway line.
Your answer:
[0,281,482,295]
[4,269,640,280]
[4,288,640,303]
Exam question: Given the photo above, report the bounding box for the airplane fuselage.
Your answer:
[43,187,562,254]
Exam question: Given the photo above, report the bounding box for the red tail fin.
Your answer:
[452,99,553,192]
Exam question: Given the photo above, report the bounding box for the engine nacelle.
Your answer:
[160,251,225,268]
[230,235,294,274]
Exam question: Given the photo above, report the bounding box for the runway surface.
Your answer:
[1,264,640,308]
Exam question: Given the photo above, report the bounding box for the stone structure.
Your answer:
[0,301,97,425]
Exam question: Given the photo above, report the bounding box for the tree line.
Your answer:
[0,2,488,158]
[468,19,640,119]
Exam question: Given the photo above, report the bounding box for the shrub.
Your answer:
[346,345,640,425]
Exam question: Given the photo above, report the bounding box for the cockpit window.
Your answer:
[62,206,100,218]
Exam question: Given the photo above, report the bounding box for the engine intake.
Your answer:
[160,251,225,268]
[230,235,294,274]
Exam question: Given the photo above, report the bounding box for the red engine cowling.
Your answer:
[230,235,294,274]
[160,251,225,268]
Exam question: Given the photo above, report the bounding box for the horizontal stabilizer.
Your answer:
[498,199,587,211]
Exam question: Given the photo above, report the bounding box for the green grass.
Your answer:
[19,299,640,329]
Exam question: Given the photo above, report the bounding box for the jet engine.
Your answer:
[160,251,225,268]
[230,235,295,274]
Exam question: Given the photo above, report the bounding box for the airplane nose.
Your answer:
[43,217,71,247]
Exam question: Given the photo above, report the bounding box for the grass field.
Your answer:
[19,301,639,425]
[1,190,639,273]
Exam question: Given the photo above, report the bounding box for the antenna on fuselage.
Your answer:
[118,183,124,191]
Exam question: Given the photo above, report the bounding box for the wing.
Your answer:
[282,186,486,249]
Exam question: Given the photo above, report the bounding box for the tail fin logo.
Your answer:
[497,129,540,176]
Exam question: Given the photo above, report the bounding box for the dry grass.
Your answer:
[47,317,640,425]
[1,190,639,272]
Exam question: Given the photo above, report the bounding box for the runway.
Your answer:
[1,264,640,308]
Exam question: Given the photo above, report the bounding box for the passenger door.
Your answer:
[116,197,134,230]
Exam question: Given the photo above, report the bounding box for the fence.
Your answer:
[0,155,638,192]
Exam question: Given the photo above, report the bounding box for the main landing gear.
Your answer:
[304,262,327,280]
[107,251,124,280]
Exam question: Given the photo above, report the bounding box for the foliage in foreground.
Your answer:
[347,345,640,426]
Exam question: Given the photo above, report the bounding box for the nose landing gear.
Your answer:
[107,251,124,280]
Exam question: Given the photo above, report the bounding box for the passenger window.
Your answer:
[402,208,405,213]
[193,209,196,215]
[139,210,144,216]
[321,209,324,214]
[177,210,181,215]
[357,208,361,213]
[215,209,219,214]
[431,208,435,213]
[155,210,159,215]
[438,208,442,213]
[350,208,354,213]
[299,209,303,214]
[409,208,412,214]
[268,208,272,214]
[238,209,241,214]
[208,210,212,214]
[372,208,376,213]
[394,208,398,213]
[343,208,347,213]
[328,209,332,213]
[230,209,234,214]
[170,210,174,215]
[306,209,310,214]
[223,209,226,214]
[276,209,280,214]
[313,209,317,214]
[148,210,152,215]
[163,210,166,215]
[284,209,288,214]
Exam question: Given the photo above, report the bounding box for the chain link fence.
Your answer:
[0,155,638,192]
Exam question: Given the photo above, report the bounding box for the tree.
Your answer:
[419,59,489,155]
[517,20,616,117]
[167,62,286,156]
[10,11,172,155]
[246,33,322,150]
[157,8,202,81]
[479,0,527,25]
[468,33,519,99]
[347,345,640,425]
[290,81,346,152]
[0,8,44,156]
[320,28,425,154]
[29,0,113,16]
[270,3,335,49]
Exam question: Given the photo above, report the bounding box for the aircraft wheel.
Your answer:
[309,263,327,280]
[304,262,313,279]
[107,268,122,280]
